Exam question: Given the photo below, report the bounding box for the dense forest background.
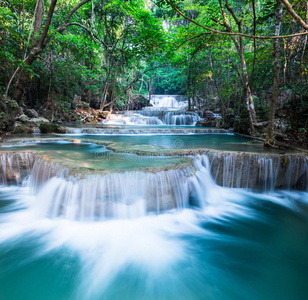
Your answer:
[0,0,307,146]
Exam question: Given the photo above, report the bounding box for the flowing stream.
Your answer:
[0,104,308,300]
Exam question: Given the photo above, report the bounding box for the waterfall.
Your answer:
[27,153,308,222]
[163,111,201,125]
[102,113,164,125]
[29,158,68,193]
[0,151,307,221]
[31,156,216,221]
[208,152,308,191]
[101,110,202,126]
[150,95,187,108]
[100,95,201,126]
[0,152,36,185]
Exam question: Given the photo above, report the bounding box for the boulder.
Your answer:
[25,109,39,118]
[39,122,60,133]
[0,99,19,132]
[28,117,49,124]
[14,122,27,134]
[17,114,29,122]
[196,120,216,127]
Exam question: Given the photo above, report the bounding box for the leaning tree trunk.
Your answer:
[219,0,257,134]
[12,0,58,103]
[265,1,283,147]
[11,0,92,103]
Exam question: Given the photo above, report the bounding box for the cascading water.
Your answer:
[163,111,201,125]
[102,113,164,125]
[0,149,308,300]
[149,95,188,108]
[0,152,36,185]
[31,157,217,221]
[101,95,202,126]
[102,110,202,126]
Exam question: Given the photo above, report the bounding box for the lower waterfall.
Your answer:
[1,152,307,221]
[0,150,308,300]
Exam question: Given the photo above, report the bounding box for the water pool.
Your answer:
[0,186,307,300]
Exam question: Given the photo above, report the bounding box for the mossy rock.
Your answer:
[0,98,19,132]
[14,124,27,134]
[39,122,60,133]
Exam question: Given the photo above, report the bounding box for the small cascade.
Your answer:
[139,110,202,125]
[102,113,163,125]
[163,111,202,125]
[101,110,202,126]
[100,95,202,126]
[0,152,36,185]
[33,158,216,221]
[29,158,68,193]
[208,152,308,191]
[149,95,187,108]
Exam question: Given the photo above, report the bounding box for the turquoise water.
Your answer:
[65,133,278,153]
[0,141,188,170]
[69,124,209,129]
[0,186,307,300]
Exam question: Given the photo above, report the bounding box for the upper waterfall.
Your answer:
[101,95,201,126]
[149,95,188,109]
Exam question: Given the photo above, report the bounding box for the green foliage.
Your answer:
[0,0,307,137]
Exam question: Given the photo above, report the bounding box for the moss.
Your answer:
[14,124,27,133]
[39,122,60,133]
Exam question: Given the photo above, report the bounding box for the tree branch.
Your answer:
[163,0,308,39]
[280,0,308,30]
[66,22,109,49]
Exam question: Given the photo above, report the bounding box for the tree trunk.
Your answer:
[12,51,38,102]
[238,38,257,133]
[12,0,58,103]
[265,1,283,147]
[187,63,191,111]
[11,0,92,103]
[48,50,54,122]
[32,0,44,47]
[219,0,257,133]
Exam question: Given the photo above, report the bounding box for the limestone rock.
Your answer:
[14,122,27,134]
[17,114,29,122]
[28,117,49,124]
[25,109,39,118]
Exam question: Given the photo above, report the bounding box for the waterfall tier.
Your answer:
[34,160,214,221]
[1,151,307,191]
[102,110,202,126]
[0,152,36,185]
[149,95,188,108]
[0,151,307,221]
[208,152,308,191]
[26,153,308,221]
